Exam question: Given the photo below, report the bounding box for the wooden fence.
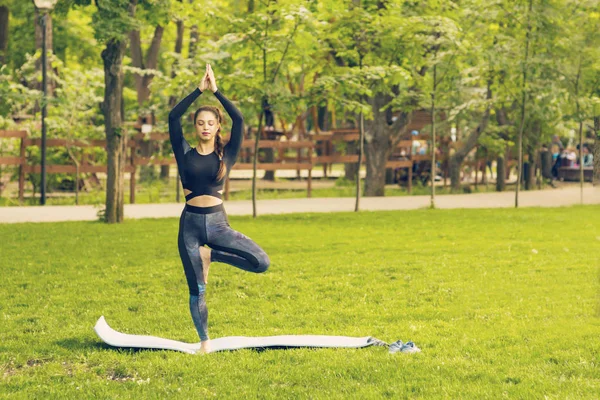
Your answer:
[312,130,416,191]
[0,130,317,202]
[0,130,27,199]
[1,128,501,202]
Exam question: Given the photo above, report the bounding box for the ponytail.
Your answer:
[215,133,227,181]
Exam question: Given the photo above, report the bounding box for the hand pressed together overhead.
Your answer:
[198,63,218,93]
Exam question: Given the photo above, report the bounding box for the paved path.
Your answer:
[0,186,598,224]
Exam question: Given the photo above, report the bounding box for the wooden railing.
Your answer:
[1,128,501,203]
[0,131,317,202]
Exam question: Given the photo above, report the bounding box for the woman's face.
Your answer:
[195,111,220,142]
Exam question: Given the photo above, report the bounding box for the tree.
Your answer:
[443,1,504,192]
[594,116,600,185]
[222,0,308,216]
[187,0,198,58]
[93,0,138,223]
[0,4,8,65]
[554,1,600,199]
[164,0,185,183]
[413,15,462,205]
[50,60,104,204]
[514,0,534,208]
[316,1,416,197]
[127,1,169,183]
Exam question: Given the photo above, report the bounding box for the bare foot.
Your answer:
[197,340,211,354]
[199,246,212,284]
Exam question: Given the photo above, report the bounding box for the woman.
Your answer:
[168,64,270,354]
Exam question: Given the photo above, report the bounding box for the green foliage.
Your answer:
[1,0,599,194]
[209,0,319,127]
[91,0,137,43]
[50,59,105,140]
[0,63,40,117]
[55,6,100,69]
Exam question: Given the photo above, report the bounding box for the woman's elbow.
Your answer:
[235,115,244,126]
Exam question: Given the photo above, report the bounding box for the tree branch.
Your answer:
[271,18,300,83]
[145,25,164,70]
[453,80,492,160]
[245,31,264,51]
[129,30,143,69]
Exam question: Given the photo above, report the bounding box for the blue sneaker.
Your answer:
[400,341,421,354]
[388,340,404,353]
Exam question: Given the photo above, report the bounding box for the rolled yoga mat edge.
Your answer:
[94,316,383,354]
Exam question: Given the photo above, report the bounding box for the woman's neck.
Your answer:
[196,141,215,155]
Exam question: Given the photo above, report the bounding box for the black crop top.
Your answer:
[168,88,244,202]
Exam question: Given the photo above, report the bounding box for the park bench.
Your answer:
[558,166,593,182]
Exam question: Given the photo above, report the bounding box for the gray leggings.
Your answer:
[178,204,269,341]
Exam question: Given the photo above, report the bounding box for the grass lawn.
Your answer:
[1,206,599,398]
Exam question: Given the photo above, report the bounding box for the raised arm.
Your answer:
[214,90,244,165]
[168,88,202,175]
[202,64,244,167]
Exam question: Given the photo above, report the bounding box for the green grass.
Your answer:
[1,207,599,398]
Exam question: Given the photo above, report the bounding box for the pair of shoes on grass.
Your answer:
[388,340,421,354]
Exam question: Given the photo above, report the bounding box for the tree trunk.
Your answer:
[363,92,413,196]
[449,81,492,191]
[364,94,391,196]
[448,122,489,192]
[129,25,164,105]
[262,97,275,181]
[0,6,8,65]
[515,0,533,208]
[345,141,359,181]
[130,24,164,182]
[252,116,264,218]
[524,156,534,190]
[449,156,461,190]
[541,150,552,179]
[494,105,513,191]
[496,156,506,191]
[163,18,185,181]
[364,137,390,196]
[263,149,275,180]
[160,159,171,180]
[578,118,584,203]
[594,116,600,186]
[102,38,127,223]
[169,20,185,109]
[343,116,359,181]
[355,109,364,210]
[318,105,329,131]
[430,62,437,208]
[189,0,199,59]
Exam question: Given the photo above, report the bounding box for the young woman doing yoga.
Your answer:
[168,64,270,354]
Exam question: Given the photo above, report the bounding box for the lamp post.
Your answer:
[33,0,57,205]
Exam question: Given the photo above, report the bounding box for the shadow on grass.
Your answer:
[56,337,193,354]
[56,336,375,355]
[55,337,111,352]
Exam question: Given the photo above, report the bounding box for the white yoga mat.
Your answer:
[94,316,381,354]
